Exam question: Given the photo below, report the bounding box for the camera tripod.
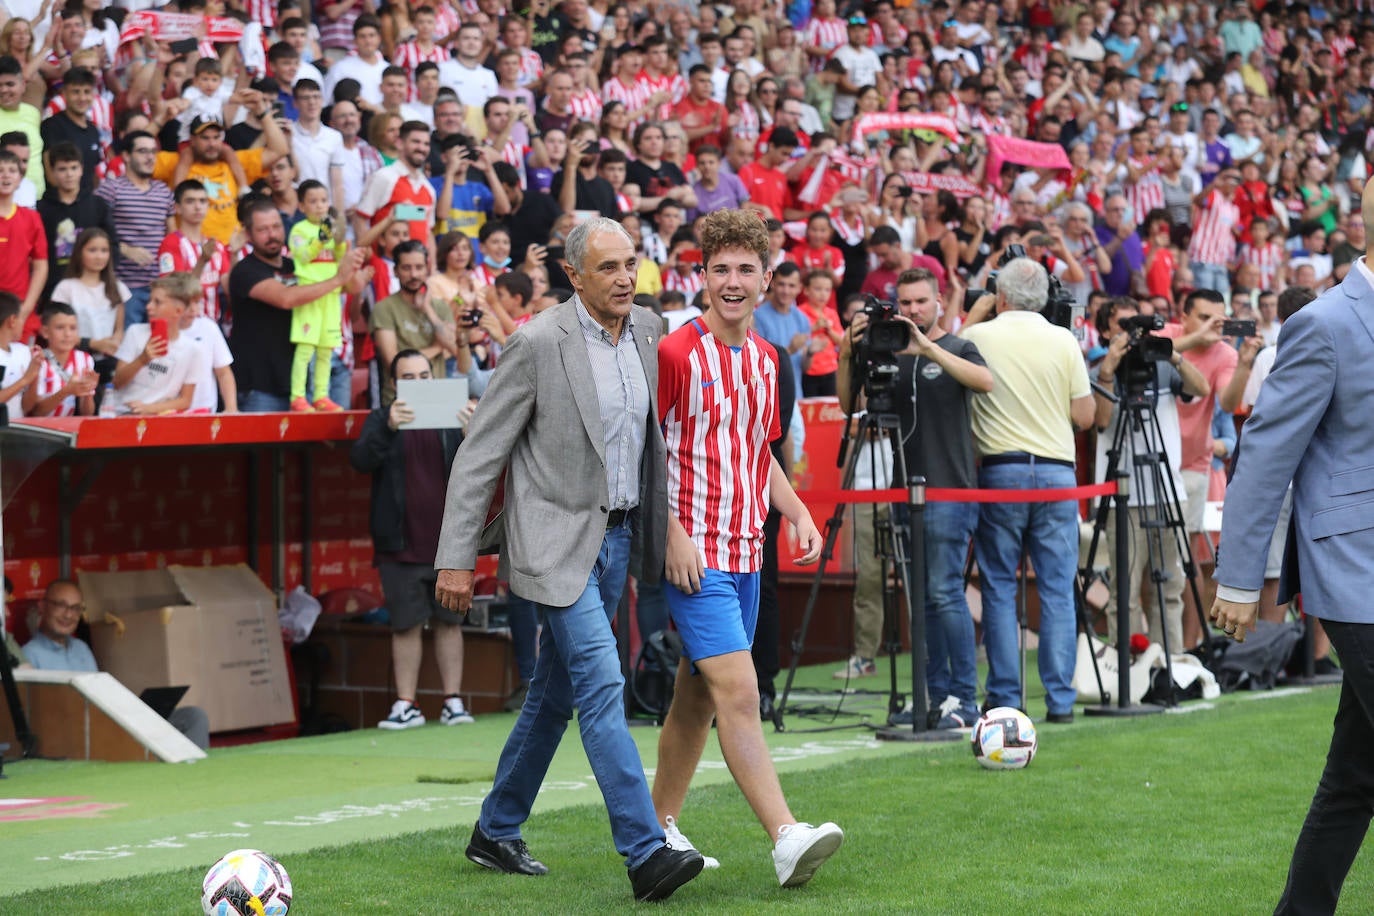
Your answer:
[1079,370,1221,711]
[775,408,961,742]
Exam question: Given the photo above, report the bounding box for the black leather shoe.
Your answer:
[630,844,704,901]
[1045,710,1074,724]
[465,824,549,876]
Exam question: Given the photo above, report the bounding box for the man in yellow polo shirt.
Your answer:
[153,112,291,244]
[959,257,1095,724]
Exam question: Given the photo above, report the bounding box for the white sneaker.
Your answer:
[663,815,720,869]
[441,696,475,725]
[772,822,844,888]
[378,699,425,730]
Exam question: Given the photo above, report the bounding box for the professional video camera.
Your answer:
[851,295,910,414]
[964,243,1082,333]
[1117,313,1174,401]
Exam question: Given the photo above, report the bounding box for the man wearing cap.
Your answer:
[153,111,291,244]
[831,15,881,124]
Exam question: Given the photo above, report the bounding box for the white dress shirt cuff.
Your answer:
[1215,584,1261,603]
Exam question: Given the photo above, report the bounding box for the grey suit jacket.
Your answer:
[434,298,668,608]
[1217,264,1374,623]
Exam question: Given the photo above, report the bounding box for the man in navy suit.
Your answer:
[1212,176,1374,915]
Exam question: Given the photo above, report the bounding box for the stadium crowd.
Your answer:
[0,0,1366,718]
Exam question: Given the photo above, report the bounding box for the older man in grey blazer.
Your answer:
[1212,177,1374,916]
[434,217,703,902]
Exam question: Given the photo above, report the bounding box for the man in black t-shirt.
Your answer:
[837,267,993,730]
[38,68,102,196]
[228,198,365,411]
[554,122,619,218]
[491,161,564,270]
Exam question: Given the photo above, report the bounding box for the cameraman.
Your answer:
[1092,297,1209,651]
[960,257,1094,723]
[837,268,993,729]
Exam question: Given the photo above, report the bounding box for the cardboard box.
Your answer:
[79,565,295,733]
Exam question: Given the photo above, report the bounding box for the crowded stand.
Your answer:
[0,0,1367,675]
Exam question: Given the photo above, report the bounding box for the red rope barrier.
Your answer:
[798,481,1118,505]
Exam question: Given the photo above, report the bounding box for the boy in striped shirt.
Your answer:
[652,209,843,888]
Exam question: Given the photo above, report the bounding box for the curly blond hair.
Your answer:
[698,209,769,270]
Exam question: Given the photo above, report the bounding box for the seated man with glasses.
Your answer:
[23,579,210,749]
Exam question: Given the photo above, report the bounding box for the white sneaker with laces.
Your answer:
[441,696,475,725]
[378,699,425,730]
[772,822,844,888]
[663,815,720,869]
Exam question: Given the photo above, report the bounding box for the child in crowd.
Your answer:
[597,148,637,215]
[177,58,234,143]
[1238,217,1287,293]
[51,227,126,375]
[159,180,233,326]
[797,268,842,397]
[791,212,846,304]
[110,276,202,416]
[286,180,346,412]
[166,272,237,414]
[0,292,42,419]
[23,303,96,417]
[662,234,705,299]
[658,287,702,333]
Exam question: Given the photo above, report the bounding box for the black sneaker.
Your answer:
[465,824,549,876]
[629,844,704,901]
[1314,656,1342,676]
[1045,710,1075,724]
[502,681,529,713]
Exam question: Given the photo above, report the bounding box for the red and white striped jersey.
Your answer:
[663,267,703,297]
[473,263,506,287]
[1188,188,1241,266]
[393,41,449,100]
[803,17,847,70]
[1124,157,1164,227]
[514,48,544,88]
[969,110,1012,137]
[157,231,232,324]
[34,348,94,417]
[1012,43,1047,80]
[659,318,781,573]
[638,71,686,120]
[245,0,277,31]
[987,189,1012,231]
[432,2,461,39]
[569,87,603,122]
[1239,240,1284,290]
[728,100,760,141]
[869,21,907,49]
[602,76,653,126]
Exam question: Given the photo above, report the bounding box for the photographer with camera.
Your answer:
[1091,297,1209,650]
[837,268,993,728]
[960,257,1095,722]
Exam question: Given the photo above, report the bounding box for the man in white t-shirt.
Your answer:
[110,277,204,415]
[831,16,882,123]
[0,291,39,419]
[439,24,498,108]
[321,16,389,107]
[167,272,236,413]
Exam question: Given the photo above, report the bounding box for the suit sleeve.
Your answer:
[1216,307,1336,590]
[434,328,538,571]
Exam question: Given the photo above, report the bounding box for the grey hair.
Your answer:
[998,257,1050,312]
[1061,201,1093,223]
[565,217,635,273]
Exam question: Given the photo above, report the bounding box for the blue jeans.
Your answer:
[910,501,979,710]
[506,594,537,682]
[973,461,1080,715]
[1190,261,1231,301]
[240,390,290,412]
[124,286,151,328]
[306,351,353,408]
[479,522,662,868]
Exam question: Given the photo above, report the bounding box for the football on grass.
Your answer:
[202,849,293,916]
[971,707,1038,770]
